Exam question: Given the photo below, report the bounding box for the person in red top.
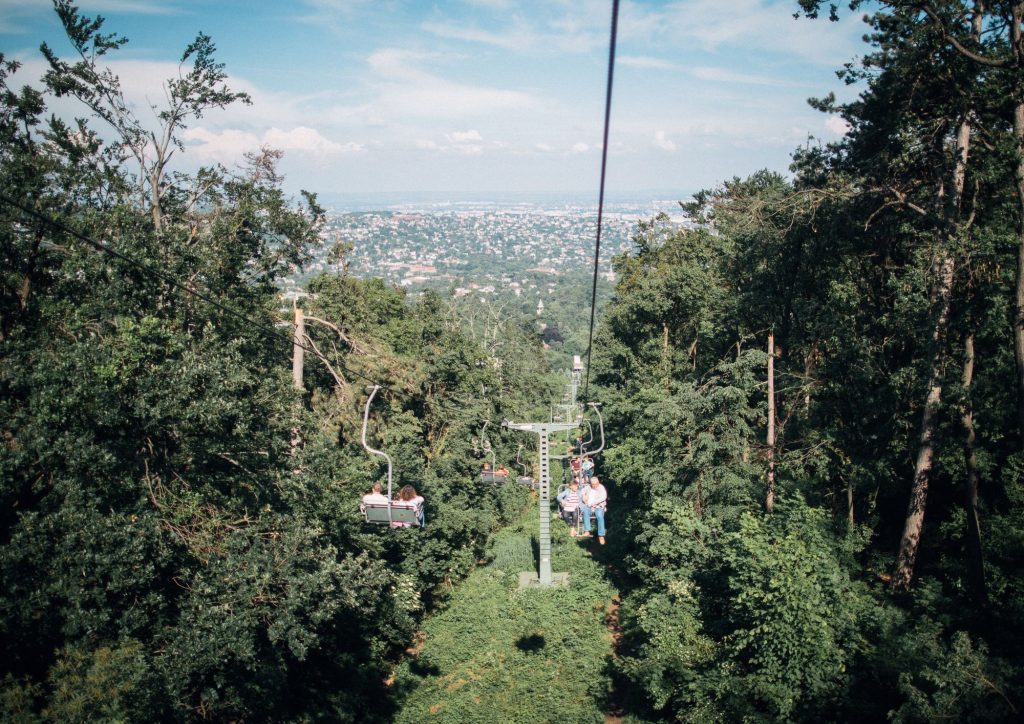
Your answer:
[569,456,582,483]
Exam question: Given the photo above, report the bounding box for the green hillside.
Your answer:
[4,2,1024,722]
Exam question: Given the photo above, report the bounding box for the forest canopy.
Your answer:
[3,1,1024,721]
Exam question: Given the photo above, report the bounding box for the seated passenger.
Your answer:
[556,479,581,537]
[581,456,595,482]
[580,475,608,545]
[360,482,389,512]
[393,484,425,528]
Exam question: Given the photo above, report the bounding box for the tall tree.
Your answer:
[40,0,250,232]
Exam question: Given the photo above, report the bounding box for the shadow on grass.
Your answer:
[408,658,441,677]
[515,633,546,653]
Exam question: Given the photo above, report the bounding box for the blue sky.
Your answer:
[1,0,869,199]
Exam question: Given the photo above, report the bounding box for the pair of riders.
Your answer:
[568,455,595,484]
[361,483,426,528]
[556,476,608,545]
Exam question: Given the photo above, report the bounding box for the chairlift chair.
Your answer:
[515,444,535,488]
[476,418,509,483]
[359,385,424,528]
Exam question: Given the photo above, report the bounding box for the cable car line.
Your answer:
[582,0,620,402]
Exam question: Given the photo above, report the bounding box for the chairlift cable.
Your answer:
[583,0,620,402]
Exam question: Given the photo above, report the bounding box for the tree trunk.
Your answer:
[892,85,974,591]
[893,253,956,591]
[661,321,671,384]
[766,333,776,513]
[804,342,819,412]
[291,307,304,456]
[1013,100,1024,444]
[847,477,855,530]
[292,307,305,391]
[961,333,988,602]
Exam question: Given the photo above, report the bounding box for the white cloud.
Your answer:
[183,126,362,161]
[463,0,513,8]
[535,143,553,152]
[181,127,259,161]
[825,116,851,136]
[364,47,536,119]
[691,66,797,87]
[421,20,529,51]
[449,129,483,143]
[412,132,486,155]
[421,5,607,56]
[367,48,437,80]
[619,55,678,71]
[77,0,178,13]
[653,130,677,152]
[571,142,589,153]
[640,0,863,65]
[264,126,362,153]
[296,0,377,30]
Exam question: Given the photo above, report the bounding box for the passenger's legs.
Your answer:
[594,506,605,537]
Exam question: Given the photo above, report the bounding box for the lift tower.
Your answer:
[504,356,599,588]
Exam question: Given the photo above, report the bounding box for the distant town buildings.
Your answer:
[279,201,688,302]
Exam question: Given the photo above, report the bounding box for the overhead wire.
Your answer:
[0,191,405,397]
[582,0,620,402]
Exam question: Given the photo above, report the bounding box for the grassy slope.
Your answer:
[392,504,623,723]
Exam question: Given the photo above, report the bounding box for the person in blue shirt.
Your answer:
[580,456,595,482]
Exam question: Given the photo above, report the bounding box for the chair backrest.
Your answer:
[363,503,420,525]
[480,472,508,484]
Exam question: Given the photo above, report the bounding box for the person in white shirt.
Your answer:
[580,476,608,545]
[360,483,389,510]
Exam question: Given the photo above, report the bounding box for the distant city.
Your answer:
[282,195,691,305]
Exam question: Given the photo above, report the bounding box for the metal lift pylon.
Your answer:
[503,356,587,588]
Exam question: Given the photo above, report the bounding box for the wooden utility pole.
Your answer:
[290,306,304,456]
[766,333,776,513]
[292,306,304,391]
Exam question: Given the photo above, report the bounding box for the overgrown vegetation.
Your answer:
[392,506,619,723]
[595,2,1024,719]
[0,3,558,720]
[4,1,1024,721]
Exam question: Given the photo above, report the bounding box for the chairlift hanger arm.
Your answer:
[361,385,394,518]
[586,403,606,456]
[582,418,594,447]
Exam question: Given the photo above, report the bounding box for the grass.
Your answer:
[391,504,623,723]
